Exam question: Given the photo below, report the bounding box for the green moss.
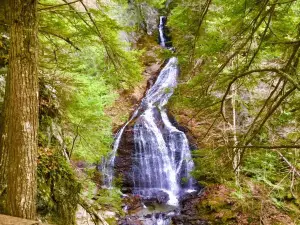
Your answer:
[205,198,228,211]
[221,209,236,222]
[95,188,123,215]
[37,148,82,225]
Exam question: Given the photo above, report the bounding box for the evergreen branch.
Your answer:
[235,68,300,90]
[189,0,212,69]
[39,29,81,51]
[61,0,119,70]
[213,0,271,78]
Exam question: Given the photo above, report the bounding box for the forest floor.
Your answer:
[187,183,298,224]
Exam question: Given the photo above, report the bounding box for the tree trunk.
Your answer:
[0,0,38,219]
[0,0,8,198]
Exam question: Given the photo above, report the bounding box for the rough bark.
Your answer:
[0,0,8,198]
[0,0,38,219]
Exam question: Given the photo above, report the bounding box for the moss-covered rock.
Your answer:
[37,148,82,225]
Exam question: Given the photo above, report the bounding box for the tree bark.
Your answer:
[0,0,38,219]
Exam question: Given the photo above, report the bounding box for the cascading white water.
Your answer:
[132,56,195,205]
[132,57,180,205]
[103,15,196,207]
[158,16,166,47]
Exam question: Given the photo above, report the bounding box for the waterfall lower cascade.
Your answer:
[103,15,197,220]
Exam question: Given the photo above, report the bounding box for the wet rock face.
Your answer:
[138,189,170,204]
[114,125,135,189]
[167,113,198,151]
[140,3,159,35]
[127,1,159,36]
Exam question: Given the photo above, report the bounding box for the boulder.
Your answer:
[123,194,144,213]
[139,189,170,204]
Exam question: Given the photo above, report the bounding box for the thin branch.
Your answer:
[275,150,300,177]
[269,40,300,45]
[189,0,212,67]
[244,4,275,71]
[202,117,219,140]
[269,0,297,5]
[40,29,81,51]
[69,120,82,158]
[249,86,296,142]
[230,146,300,177]
[38,0,81,11]
[230,68,300,90]
[61,0,119,70]
[230,145,300,149]
[78,0,119,68]
[235,86,297,169]
[242,78,283,141]
[213,0,270,78]
[220,67,300,121]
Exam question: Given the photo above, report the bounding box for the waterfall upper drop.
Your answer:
[103,16,196,206]
[159,16,167,47]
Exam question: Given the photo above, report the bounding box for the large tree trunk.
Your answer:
[0,0,38,219]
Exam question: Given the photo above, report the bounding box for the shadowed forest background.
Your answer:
[0,0,299,224]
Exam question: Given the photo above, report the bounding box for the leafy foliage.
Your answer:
[192,148,234,185]
[167,0,300,220]
[35,0,145,222]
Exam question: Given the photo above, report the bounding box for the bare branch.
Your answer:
[269,40,300,45]
[242,78,283,141]
[220,67,300,122]
[269,0,297,5]
[230,145,300,149]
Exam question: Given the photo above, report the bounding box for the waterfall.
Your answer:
[159,16,167,47]
[103,15,196,206]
